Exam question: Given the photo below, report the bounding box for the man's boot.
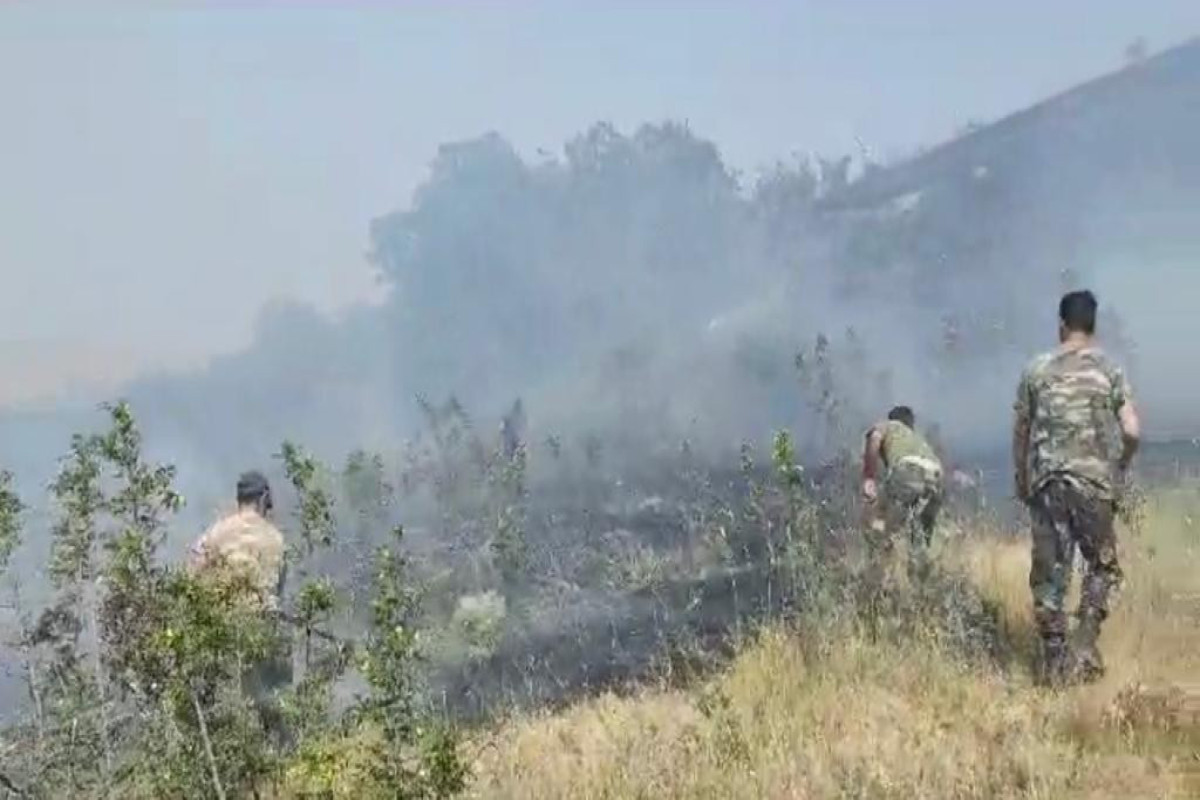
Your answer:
[1072,612,1105,683]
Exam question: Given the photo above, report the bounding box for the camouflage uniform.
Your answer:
[190,509,286,610]
[1015,346,1132,683]
[865,420,945,586]
[189,509,292,717]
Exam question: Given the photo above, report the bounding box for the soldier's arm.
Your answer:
[1012,374,1033,502]
[1116,395,1141,474]
[862,427,883,500]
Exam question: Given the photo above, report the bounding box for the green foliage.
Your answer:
[353,525,468,798]
[0,470,23,575]
[418,726,470,799]
[94,401,185,527]
[279,440,336,557]
[48,435,103,587]
[342,449,395,609]
[11,403,191,797]
[277,438,344,664]
[406,395,490,544]
[276,441,352,765]
[296,577,338,623]
[97,403,186,690]
[771,430,802,492]
[123,568,280,799]
[343,449,393,523]
[155,569,276,695]
[32,427,111,794]
[358,526,420,736]
[488,443,528,595]
[490,508,526,594]
[125,686,272,800]
[737,442,770,562]
[771,429,816,550]
[401,394,533,602]
[290,575,347,692]
[2,403,465,799]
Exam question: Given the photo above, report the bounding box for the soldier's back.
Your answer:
[1020,346,1131,498]
[880,420,939,466]
[190,509,285,606]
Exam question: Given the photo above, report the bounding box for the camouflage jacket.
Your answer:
[1015,345,1133,500]
[871,420,943,494]
[188,509,286,610]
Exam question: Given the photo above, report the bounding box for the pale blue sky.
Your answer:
[2,1,1198,403]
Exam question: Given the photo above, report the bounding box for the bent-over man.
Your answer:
[862,405,945,587]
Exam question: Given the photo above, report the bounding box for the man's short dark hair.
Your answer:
[236,471,271,507]
[1059,290,1098,335]
[887,405,915,428]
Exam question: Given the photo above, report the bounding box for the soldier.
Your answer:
[1013,290,1140,686]
[189,471,292,718]
[861,405,945,587]
[189,470,286,609]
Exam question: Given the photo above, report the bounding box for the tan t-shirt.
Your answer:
[189,508,285,609]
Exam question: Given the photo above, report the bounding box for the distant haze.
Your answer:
[3,3,1199,407]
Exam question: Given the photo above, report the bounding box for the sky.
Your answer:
[2,1,1199,406]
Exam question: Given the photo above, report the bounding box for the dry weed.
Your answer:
[468,488,1200,799]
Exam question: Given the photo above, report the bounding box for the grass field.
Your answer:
[466,489,1200,799]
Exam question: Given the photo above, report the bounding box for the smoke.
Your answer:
[2,45,1199,541]
[2,43,1200,727]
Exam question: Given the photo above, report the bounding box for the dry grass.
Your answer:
[467,490,1200,799]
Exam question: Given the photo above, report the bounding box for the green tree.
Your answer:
[277,441,350,753]
[0,470,22,576]
[358,525,467,798]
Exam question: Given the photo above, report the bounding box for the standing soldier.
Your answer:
[1013,290,1140,686]
[190,471,286,609]
[862,405,945,588]
[189,471,292,716]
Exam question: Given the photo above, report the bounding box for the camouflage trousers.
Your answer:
[865,480,943,589]
[1028,478,1123,639]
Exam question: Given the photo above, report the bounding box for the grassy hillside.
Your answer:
[465,490,1200,799]
[7,404,1195,798]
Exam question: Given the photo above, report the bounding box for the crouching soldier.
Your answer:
[862,405,945,589]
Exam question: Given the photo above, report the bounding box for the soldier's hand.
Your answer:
[861,478,878,503]
[1115,471,1146,535]
[1113,466,1131,510]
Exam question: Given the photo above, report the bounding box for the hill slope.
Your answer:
[465,491,1200,799]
